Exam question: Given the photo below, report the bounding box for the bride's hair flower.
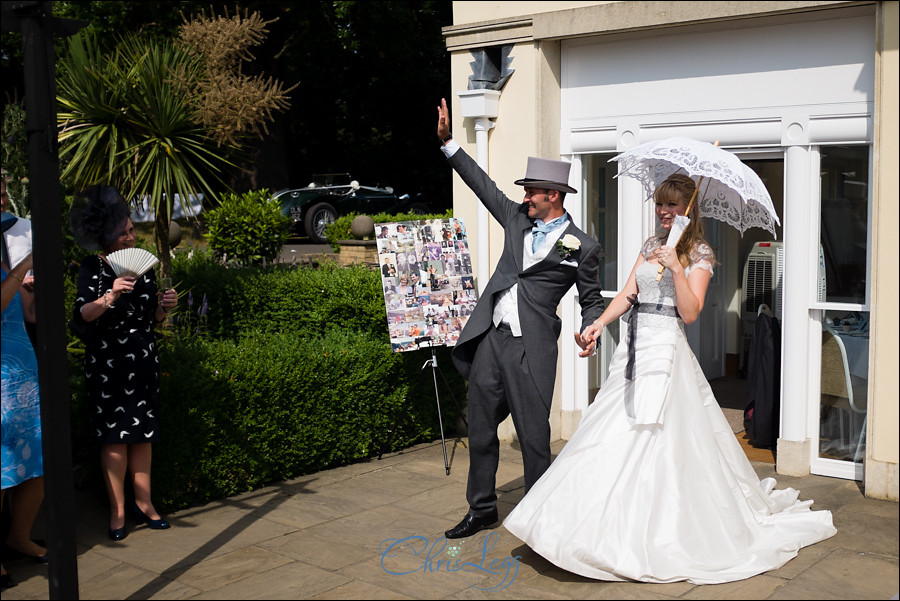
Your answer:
[556,234,581,259]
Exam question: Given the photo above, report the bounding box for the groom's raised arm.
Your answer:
[436,98,518,226]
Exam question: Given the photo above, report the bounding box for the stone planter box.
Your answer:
[338,239,378,267]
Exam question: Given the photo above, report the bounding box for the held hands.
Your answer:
[575,322,603,358]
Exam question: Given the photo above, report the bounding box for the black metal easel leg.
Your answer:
[421,344,469,475]
[424,349,451,475]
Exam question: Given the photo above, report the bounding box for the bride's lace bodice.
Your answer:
[633,236,715,330]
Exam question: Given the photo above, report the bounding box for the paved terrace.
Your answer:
[2,437,897,600]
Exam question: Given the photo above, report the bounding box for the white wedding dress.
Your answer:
[504,239,836,585]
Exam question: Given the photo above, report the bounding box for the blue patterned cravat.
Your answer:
[531,215,568,252]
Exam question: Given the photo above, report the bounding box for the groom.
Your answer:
[437,99,605,539]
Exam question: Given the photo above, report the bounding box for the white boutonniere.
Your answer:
[556,234,581,260]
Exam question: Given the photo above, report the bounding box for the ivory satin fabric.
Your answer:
[504,259,836,584]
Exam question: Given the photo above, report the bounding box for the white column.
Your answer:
[458,90,500,295]
[780,144,811,440]
[473,117,494,294]
[777,116,813,475]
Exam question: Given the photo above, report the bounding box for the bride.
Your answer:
[503,173,836,585]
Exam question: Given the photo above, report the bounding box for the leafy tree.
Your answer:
[178,6,295,148]
[53,0,207,40]
[56,8,294,276]
[57,31,233,276]
[1,102,29,216]
[44,1,453,206]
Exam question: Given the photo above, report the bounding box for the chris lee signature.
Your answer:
[379,532,520,591]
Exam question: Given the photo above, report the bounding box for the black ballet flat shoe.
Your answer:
[131,502,170,530]
[108,526,127,542]
[444,511,499,539]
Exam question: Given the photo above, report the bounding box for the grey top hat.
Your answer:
[514,157,577,194]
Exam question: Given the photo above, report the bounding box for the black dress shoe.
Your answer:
[131,502,170,530]
[108,526,127,542]
[444,512,499,539]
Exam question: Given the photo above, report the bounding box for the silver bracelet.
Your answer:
[102,289,115,309]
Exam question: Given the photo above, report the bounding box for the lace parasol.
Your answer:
[610,137,780,238]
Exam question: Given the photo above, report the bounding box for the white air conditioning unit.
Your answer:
[741,241,784,329]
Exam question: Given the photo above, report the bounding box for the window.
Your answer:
[819,146,869,305]
[583,153,620,389]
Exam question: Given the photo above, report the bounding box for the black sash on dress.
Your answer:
[624,294,681,381]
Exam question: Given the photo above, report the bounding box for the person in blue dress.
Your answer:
[1,246,45,588]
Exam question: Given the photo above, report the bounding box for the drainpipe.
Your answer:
[458,89,500,294]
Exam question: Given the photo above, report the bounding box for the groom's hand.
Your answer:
[574,330,597,358]
[437,98,450,141]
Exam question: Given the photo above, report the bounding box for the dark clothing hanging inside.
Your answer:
[745,311,781,449]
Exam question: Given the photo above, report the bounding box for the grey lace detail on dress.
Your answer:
[634,237,715,332]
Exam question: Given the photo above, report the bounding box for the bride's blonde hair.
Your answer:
[654,174,714,269]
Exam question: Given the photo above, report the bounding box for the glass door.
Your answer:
[810,145,871,480]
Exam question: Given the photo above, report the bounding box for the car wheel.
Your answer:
[408,203,430,216]
[304,202,337,244]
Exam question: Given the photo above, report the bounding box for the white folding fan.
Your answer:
[105,248,159,278]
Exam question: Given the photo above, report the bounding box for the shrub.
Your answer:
[152,328,451,506]
[204,189,289,265]
[324,209,453,252]
[169,256,390,340]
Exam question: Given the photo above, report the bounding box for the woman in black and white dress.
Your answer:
[70,186,177,541]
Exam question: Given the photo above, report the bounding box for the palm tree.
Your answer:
[57,32,233,276]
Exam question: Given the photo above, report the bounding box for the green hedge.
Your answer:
[163,252,391,340]
[67,249,467,511]
[150,328,452,507]
[323,209,453,252]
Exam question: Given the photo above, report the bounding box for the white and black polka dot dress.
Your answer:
[73,255,160,444]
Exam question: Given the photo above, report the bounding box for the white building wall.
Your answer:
[444,1,896,495]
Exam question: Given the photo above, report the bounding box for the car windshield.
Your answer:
[310,173,352,187]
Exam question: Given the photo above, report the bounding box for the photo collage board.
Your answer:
[377,218,478,352]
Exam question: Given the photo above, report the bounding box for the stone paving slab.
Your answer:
[764,548,899,600]
[2,438,898,600]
